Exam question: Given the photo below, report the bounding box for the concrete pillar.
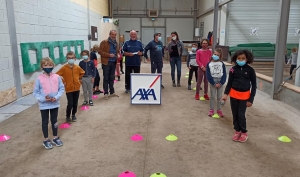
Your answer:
[271,0,291,99]
[295,37,300,86]
[212,0,219,51]
[87,0,91,50]
[193,0,197,40]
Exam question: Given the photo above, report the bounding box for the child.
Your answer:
[90,45,103,95]
[186,43,198,90]
[206,48,227,117]
[288,47,298,79]
[56,51,85,122]
[79,50,96,106]
[221,50,257,143]
[33,57,65,149]
[116,49,122,81]
[195,39,212,100]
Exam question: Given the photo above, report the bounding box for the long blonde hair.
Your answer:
[92,44,99,52]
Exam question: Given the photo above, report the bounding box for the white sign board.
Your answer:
[295,28,300,36]
[131,73,161,105]
[250,27,259,35]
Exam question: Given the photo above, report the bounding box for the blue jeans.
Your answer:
[102,62,116,94]
[170,56,181,81]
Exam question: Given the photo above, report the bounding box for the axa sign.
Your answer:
[131,88,157,100]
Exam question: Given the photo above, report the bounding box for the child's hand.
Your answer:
[201,67,206,72]
[215,83,221,88]
[188,67,191,70]
[45,96,52,102]
[51,98,56,102]
[79,79,82,84]
[91,78,94,83]
[246,102,253,107]
[221,94,227,101]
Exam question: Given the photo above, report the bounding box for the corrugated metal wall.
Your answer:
[227,0,300,46]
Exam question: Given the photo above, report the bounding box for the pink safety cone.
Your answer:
[118,171,136,177]
[59,123,71,129]
[131,134,143,141]
[92,95,98,99]
[80,105,89,110]
[0,134,10,142]
[114,80,117,83]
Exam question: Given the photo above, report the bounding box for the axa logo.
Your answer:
[131,88,157,100]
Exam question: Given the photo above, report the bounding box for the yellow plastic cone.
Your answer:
[278,136,291,142]
[191,81,194,84]
[186,72,189,75]
[192,87,196,90]
[150,173,167,177]
[185,76,188,78]
[200,97,206,101]
[166,134,178,141]
[212,114,220,118]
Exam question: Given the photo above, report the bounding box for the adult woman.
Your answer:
[167,31,184,87]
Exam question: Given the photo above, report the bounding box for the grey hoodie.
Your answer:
[288,52,298,65]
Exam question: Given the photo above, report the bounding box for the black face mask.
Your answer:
[43,68,53,74]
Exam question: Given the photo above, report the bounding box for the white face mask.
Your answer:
[172,36,177,40]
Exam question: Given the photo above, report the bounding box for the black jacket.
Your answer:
[224,64,257,103]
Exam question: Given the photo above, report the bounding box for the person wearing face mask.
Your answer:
[79,50,96,106]
[167,31,184,87]
[186,43,199,90]
[56,51,85,122]
[206,48,226,117]
[33,57,65,149]
[144,33,165,88]
[221,50,257,143]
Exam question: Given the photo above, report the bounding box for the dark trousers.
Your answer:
[120,58,124,72]
[151,61,163,83]
[93,69,100,88]
[170,56,181,82]
[188,65,198,85]
[66,90,80,117]
[230,97,248,133]
[290,64,296,76]
[41,108,58,138]
[125,65,140,90]
[102,61,116,94]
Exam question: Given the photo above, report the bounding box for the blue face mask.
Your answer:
[192,47,196,52]
[212,55,219,60]
[158,37,162,41]
[236,60,246,66]
[83,56,88,60]
[68,59,75,64]
[43,68,53,74]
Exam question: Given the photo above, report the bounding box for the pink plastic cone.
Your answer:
[92,95,98,99]
[118,171,136,177]
[0,134,10,142]
[131,134,143,141]
[59,123,71,129]
[114,80,117,83]
[80,105,89,110]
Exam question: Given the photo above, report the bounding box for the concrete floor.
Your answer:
[1,63,300,177]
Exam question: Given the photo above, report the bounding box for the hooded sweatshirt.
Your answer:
[288,52,298,65]
[144,40,164,62]
[33,73,65,110]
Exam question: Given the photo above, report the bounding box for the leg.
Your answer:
[93,69,100,91]
[210,84,216,110]
[194,66,198,82]
[157,62,163,84]
[88,78,93,101]
[120,59,124,73]
[125,66,133,90]
[170,58,176,82]
[237,100,248,133]
[230,97,240,132]
[40,109,49,139]
[66,92,73,118]
[50,108,58,137]
[196,68,204,94]
[109,62,116,94]
[71,90,80,116]
[151,62,156,74]
[82,78,88,102]
[102,64,109,95]
[176,57,182,82]
[290,65,296,76]
[188,66,193,85]
[217,85,223,110]
[133,66,141,73]
[203,72,209,95]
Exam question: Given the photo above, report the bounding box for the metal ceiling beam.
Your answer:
[197,0,233,18]
[112,14,194,18]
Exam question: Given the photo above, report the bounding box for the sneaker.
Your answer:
[43,140,53,149]
[109,93,119,97]
[177,81,181,87]
[72,115,77,122]
[217,110,224,117]
[204,94,210,100]
[238,133,248,142]
[66,117,71,122]
[188,85,191,90]
[104,94,109,100]
[52,137,63,147]
[172,81,176,87]
[118,76,120,81]
[121,70,124,74]
[195,94,199,100]
[208,109,214,116]
[82,101,88,105]
[89,100,94,106]
[161,84,165,89]
[93,91,100,95]
[125,90,130,93]
[232,131,241,141]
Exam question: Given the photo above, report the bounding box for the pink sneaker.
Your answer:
[208,109,214,116]
[238,133,248,142]
[217,110,224,117]
[232,131,241,141]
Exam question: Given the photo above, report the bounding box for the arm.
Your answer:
[56,67,64,77]
[186,54,191,67]
[99,41,110,58]
[54,76,65,100]
[206,63,215,85]
[248,68,257,103]
[122,41,131,56]
[224,67,234,95]
[161,42,165,56]
[78,67,85,79]
[33,79,46,102]
[143,42,151,59]
[91,62,96,78]
[180,41,184,56]
[220,62,227,85]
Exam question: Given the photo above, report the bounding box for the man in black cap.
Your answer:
[144,33,165,88]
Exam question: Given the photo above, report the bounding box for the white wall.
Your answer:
[0,0,14,92]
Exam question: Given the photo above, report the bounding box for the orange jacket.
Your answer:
[98,39,119,65]
[56,64,85,93]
